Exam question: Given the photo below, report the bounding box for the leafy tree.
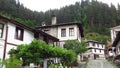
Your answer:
[9,39,76,66]
[64,40,88,55]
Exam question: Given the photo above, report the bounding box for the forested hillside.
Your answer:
[1,0,120,43]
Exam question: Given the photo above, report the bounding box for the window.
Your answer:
[93,43,95,46]
[15,27,24,41]
[102,45,103,48]
[69,28,74,36]
[0,23,4,38]
[94,49,96,52]
[97,44,99,47]
[61,28,66,37]
[100,50,101,53]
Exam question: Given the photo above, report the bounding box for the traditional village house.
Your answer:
[36,15,84,63]
[86,40,105,60]
[110,25,120,43]
[0,15,59,60]
[36,15,84,48]
[110,26,120,58]
[112,32,120,64]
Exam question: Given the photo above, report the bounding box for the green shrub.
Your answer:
[2,57,22,68]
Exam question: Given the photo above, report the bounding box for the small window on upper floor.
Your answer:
[94,49,96,52]
[97,44,99,47]
[61,28,66,37]
[69,28,74,36]
[93,43,95,47]
[102,45,103,48]
[100,49,101,53]
[15,27,24,41]
[0,23,4,38]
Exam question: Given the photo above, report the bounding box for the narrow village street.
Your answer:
[86,59,117,68]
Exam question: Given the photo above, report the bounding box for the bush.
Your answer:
[2,57,22,68]
[49,63,66,68]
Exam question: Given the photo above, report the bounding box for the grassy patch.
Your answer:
[107,59,118,68]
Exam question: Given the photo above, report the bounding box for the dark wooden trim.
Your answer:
[7,42,17,46]
[36,22,84,37]
[3,26,8,60]
[87,40,105,44]
[0,23,4,38]
[0,15,34,32]
[36,23,82,28]
[89,47,105,50]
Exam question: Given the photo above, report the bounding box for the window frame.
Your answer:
[0,23,4,38]
[61,28,66,37]
[100,49,101,53]
[15,26,24,41]
[69,28,74,36]
[94,49,96,52]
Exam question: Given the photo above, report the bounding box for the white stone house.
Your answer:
[36,16,84,63]
[0,15,59,60]
[86,41,105,60]
[112,32,120,61]
[110,25,120,43]
[0,16,34,60]
[109,25,120,58]
[36,16,84,48]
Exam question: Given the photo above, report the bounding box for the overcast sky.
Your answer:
[19,0,120,12]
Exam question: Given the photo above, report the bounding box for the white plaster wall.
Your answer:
[109,51,113,56]
[50,27,58,37]
[5,44,16,59]
[0,21,7,40]
[0,44,4,59]
[116,41,120,56]
[7,23,34,45]
[58,25,78,41]
[111,29,114,43]
[41,27,58,38]
[0,21,7,60]
[88,42,93,48]
[0,22,35,59]
[92,49,104,55]
[111,28,120,43]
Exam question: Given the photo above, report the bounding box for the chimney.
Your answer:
[52,15,57,25]
[41,21,46,26]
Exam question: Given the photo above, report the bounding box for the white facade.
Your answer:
[87,41,105,60]
[39,24,83,47]
[0,20,34,59]
[110,26,120,43]
[110,26,120,58]
[114,41,120,57]
[57,25,79,41]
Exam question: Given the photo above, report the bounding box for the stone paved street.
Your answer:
[86,59,118,68]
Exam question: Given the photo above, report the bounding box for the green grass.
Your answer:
[107,59,118,68]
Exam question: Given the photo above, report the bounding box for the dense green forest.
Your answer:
[1,0,120,43]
